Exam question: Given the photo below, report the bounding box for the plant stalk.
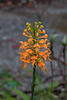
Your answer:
[31,25,36,100]
[63,46,67,100]
[31,64,36,100]
[50,43,53,99]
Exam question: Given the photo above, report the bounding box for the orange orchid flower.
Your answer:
[31,60,36,67]
[39,39,45,44]
[23,42,28,47]
[31,56,38,60]
[26,49,33,54]
[38,61,45,67]
[39,51,44,56]
[33,43,40,48]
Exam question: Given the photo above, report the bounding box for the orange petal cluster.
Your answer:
[19,22,51,71]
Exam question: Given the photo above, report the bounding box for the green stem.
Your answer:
[63,46,67,100]
[31,25,36,100]
[31,64,36,100]
[50,43,53,99]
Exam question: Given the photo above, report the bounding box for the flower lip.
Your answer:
[39,39,45,44]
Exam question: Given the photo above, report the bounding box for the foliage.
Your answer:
[12,74,60,100]
[61,35,67,46]
[0,68,21,100]
[12,89,30,100]
[0,66,61,100]
[50,34,60,44]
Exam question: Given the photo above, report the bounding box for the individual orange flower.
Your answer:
[39,39,45,44]
[23,52,29,58]
[43,56,47,62]
[35,48,39,52]
[26,49,33,54]
[42,66,46,72]
[19,41,28,50]
[20,41,23,44]
[31,56,38,60]
[39,34,48,39]
[38,61,45,67]
[33,43,40,48]
[43,34,48,38]
[39,51,44,56]
[23,42,28,47]
[31,60,36,67]
[44,50,48,54]
[24,63,27,69]
[47,43,50,47]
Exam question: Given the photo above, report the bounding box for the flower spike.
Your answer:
[19,22,51,71]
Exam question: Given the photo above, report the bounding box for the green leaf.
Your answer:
[27,69,32,72]
[46,82,59,91]
[61,35,67,46]
[50,34,60,44]
[7,80,21,89]
[35,75,42,86]
[6,97,17,100]
[2,70,8,77]
[0,90,11,98]
[12,89,30,100]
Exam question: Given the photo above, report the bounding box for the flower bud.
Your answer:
[40,25,44,28]
[36,33,39,36]
[28,39,32,43]
[24,29,27,32]
[42,30,45,33]
[35,22,37,25]
[27,26,29,29]
[44,34,48,38]
[38,22,42,25]
[28,28,32,31]
[36,25,39,28]
[26,22,29,26]
[22,32,27,36]
[38,30,41,33]
[29,23,31,26]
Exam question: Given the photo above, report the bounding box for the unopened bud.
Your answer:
[40,25,44,28]
[35,22,37,25]
[28,28,31,31]
[36,33,39,36]
[24,29,27,32]
[38,22,42,25]
[42,30,45,33]
[37,25,39,28]
[22,32,27,36]
[26,22,29,26]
